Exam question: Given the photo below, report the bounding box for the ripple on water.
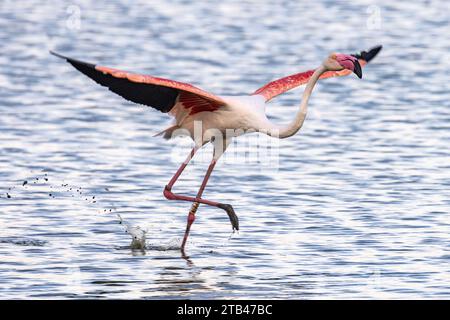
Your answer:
[0,0,450,299]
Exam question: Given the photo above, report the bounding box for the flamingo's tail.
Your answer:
[153,125,181,140]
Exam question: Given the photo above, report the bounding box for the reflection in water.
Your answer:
[1,0,450,298]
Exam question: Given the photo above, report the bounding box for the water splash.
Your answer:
[117,214,147,250]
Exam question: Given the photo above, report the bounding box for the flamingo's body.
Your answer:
[51,45,382,252]
[166,94,269,142]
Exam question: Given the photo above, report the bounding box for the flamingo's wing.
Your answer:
[252,45,382,102]
[50,51,226,114]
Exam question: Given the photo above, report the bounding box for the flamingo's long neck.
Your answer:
[268,65,327,139]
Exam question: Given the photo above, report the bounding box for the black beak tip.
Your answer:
[353,60,362,79]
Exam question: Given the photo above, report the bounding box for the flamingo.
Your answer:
[51,45,382,252]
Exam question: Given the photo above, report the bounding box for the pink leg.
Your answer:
[180,159,218,250]
[164,152,239,251]
[166,147,197,190]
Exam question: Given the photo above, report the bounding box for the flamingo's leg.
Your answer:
[180,158,228,250]
[164,164,239,233]
[165,147,198,190]
[164,147,239,249]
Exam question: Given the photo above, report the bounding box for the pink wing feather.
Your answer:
[252,61,366,102]
[50,51,226,115]
[252,46,382,102]
[95,65,226,114]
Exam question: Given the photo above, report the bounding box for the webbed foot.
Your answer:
[217,203,239,231]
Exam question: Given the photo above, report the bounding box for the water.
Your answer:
[1,0,449,299]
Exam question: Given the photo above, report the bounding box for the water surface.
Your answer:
[0,0,449,299]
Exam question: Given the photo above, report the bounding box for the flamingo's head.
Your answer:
[323,53,362,78]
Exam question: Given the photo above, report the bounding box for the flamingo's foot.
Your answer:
[217,203,239,231]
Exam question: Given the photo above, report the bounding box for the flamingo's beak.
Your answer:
[353,59,362,79]
[335,53,363,79]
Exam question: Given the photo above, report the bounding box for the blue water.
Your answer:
[0,0,449,299]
